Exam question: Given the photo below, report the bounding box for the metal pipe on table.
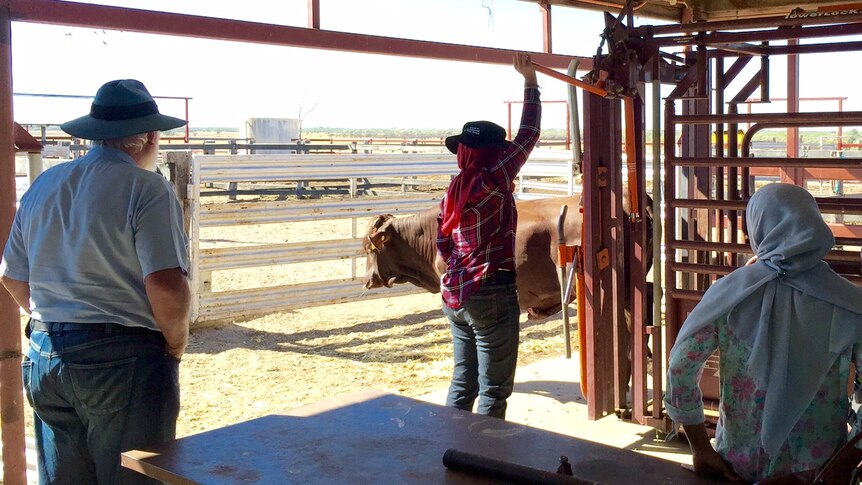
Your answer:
[442,449,602,485]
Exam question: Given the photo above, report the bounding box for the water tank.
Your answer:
[244,118,300,154]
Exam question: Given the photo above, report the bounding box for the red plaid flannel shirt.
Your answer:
[436,87,541,309]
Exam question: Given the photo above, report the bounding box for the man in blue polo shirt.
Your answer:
[0,79,190,485]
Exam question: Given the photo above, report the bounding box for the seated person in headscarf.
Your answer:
[665,183,862,483]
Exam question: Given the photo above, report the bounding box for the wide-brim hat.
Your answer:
[60,79,187,140]
[445,120,510,154]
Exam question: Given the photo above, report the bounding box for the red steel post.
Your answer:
[539,1,552,53]
[582,92,621,420]
[308,0,320,29]
[184,98,190,143]
[785,39,801,184]
[0,3,27,484]
[839,98,844,151]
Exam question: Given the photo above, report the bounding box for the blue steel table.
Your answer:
[121,390,723,485]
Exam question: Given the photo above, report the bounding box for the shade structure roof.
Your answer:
[520,0,862,22]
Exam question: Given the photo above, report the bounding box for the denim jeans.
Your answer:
[443,281,520,419]
[23,326,180,485]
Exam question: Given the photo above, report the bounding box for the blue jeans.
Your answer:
[443,281,520,419]
[23,325,180,485]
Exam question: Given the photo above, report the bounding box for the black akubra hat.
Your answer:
[445,120,510,154]
[60,79,187,140]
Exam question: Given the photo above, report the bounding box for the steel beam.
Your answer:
[785,39,802,184]
[308,0,320,29]
[766,40,862,55]
[640,10,862,35]
[649,64,663,422]
[582,93,621,420]
[0,4,26,484]
[669,157,862,169]
[654,22,862,48]
[9,0,586,70]
[519,0,681,22]
[540,1,552,53]
[662,97,681,373]
[672,111,862,125]
[628,94,650,426]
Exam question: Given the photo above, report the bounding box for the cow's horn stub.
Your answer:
[369,214,394,231]
[369,231,389,251]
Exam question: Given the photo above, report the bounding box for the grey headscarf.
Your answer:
[672,183,862,456]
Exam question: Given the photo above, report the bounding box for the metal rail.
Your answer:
[197,279,419,322]
[200,197,441,227]
[189,151,578,322]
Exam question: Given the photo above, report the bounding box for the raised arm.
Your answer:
[487,53,542,188]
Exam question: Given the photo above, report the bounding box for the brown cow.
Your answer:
[362,194,652,320]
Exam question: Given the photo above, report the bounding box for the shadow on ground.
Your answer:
[514,379,587,405]
[187,309,565,365]
[188,310,559,363]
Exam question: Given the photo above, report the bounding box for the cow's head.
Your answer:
[362,213,441,293]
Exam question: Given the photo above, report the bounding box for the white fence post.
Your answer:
[188,152,202,323]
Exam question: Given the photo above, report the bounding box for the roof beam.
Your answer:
[540,1,552,53]
[714,43,766,56]
[641,9,862,35]
[518,0,682,22]
[691,1,862,22]
[9,0,588,70]
[654,21,862,47]
[308,0,320,30]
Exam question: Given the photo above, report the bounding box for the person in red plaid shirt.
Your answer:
[436,53,541,419]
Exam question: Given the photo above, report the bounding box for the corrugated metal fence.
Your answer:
[186,150,577,322]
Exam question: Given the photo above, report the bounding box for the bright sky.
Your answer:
[10,0,862,131]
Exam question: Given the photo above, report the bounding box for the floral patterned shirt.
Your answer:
[665,316,862,482]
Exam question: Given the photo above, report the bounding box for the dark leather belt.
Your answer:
[29,320,160,337]
[484,270,516,285]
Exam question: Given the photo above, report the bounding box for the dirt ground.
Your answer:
[18,190,573,439]
[175,294,569,437]
[17,293,570,438]
[181,201,572,437]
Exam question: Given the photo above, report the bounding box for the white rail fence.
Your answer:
[184,150,577,322]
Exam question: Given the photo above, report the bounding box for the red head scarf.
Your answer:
[439,144,503,236]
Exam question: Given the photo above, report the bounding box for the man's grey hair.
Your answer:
[92,132,149,154]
